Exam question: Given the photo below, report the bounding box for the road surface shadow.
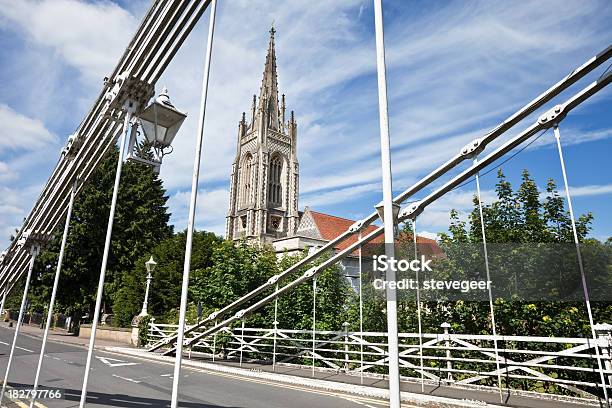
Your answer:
[8,382,238,408]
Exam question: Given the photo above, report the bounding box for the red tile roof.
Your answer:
[308,210,442,255]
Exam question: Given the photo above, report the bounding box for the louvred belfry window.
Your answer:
[268,156,282,206]
[241,154,253,206]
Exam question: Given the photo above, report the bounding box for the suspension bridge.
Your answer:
[0,0,610,407]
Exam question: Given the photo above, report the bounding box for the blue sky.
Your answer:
[0,0,611,249]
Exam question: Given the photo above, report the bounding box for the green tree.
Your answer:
[271,252,351,332]
[27,145,173,324]
[188,240,277,326]
[113,230,221,327]
[435,170,600,335]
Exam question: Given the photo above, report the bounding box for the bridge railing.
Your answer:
[148,321,612,399]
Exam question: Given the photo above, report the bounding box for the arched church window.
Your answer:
[268,156,282,206]
[241,154,253,206]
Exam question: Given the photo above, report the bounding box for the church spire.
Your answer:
[258,26,280,130]
[227,25,299,244]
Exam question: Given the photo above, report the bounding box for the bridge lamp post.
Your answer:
[80,87,186,408]
[139,256,157,317]
[126,87,187,173]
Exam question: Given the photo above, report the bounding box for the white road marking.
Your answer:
[112,374,141,384]
[0,340,33,352]
[160,373,172,377]
[95,356,140,367]
[100,349,405,407]
[343,397,386,408]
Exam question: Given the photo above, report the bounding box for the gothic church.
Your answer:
[226,28,438,269]
[225,27,300,245]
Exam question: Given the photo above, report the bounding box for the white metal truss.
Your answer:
[147,323,612,399]
[149,55,612,356]
[0,0,215,295]
[0,1,610,406]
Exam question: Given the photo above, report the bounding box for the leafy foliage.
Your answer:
[401,169,610,395]
[430,169,607,338]
[26,145,173,322]
[269,252,351,331]
[138,314,152,346]
[113,230,221,327]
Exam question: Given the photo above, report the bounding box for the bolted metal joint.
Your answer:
[0,250,12,266]
[267,274,281,286]
[104,71,154,115]
[348,219,365,233]
[61,133,84,160]
[104,72,127,104]
[16,230,51,254]
[460,138,484,159]
[303,267,318,278]
[208,311,219,320]
[538,104,566,129]
[234,309,247,319]
[398,201,424,222]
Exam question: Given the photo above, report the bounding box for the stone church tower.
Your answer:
[226,27,299,244]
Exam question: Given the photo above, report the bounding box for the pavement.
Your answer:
[132,350,602,408]
[0,324,391,408]
[0,322,125,349]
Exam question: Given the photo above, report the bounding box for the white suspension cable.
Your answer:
[79,109,134,408]
[412,219,425,392]
[170,1,217,406]
[0,244,40,407]
[239,318,245,367]
[30,179,77,408]
[0,289,7,317]
[312,276,317,377]
[358,231,364,384]
[474,158,504,403]
[273,283,279,372]
[553,124,610,405]
[212,319,217,362]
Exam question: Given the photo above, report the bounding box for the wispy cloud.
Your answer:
[0,0,610,248]
[571,184,612,197]
[167,188,229,236]
[0,0,137,83]
[302,183,381,207]
[0,184,43,245]
[0,104,57,152]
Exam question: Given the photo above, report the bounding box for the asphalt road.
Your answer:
[0,326,389,408]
